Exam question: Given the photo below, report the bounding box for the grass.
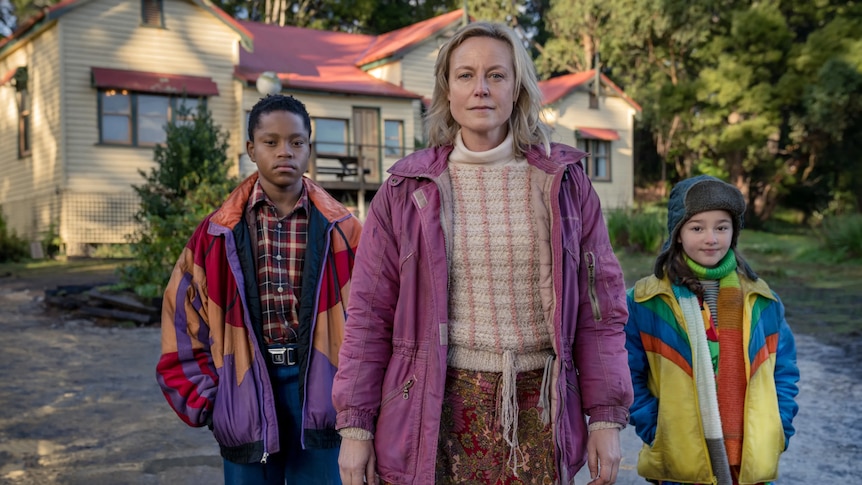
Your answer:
[0,257,125,288]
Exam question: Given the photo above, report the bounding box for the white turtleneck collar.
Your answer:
[449,130,522,167]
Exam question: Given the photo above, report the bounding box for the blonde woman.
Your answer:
[333,21,632,485]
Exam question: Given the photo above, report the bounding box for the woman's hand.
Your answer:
[586,427,621,484]
[339,437,379,485]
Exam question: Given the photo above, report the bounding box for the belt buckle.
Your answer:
[269,346,297,366]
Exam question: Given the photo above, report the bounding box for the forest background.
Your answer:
[3,0,861,226]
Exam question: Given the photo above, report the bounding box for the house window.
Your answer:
[141,0,164,27]
[174,98,200,127]
[313,118,349,155]
[98,90,203,146]
[384,120,404,157]
[579,139,611,181]
[17,88,31,158]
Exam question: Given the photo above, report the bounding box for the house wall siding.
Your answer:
[51,0,242,249]
[367,61,402,87]
[399,37,442,99]
[0,25,64,242]
[61,0,241,194]
[551,90,635,209]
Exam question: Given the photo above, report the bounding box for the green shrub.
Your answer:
[41,223,62,258]
[0,208,29,263]
[818,213,862,260]
[119,102,237,298]
[607,208,665,254]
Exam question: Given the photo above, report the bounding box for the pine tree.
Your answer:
[120,102,237,297]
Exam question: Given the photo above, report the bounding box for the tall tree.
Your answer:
[782,6,862,215]
[598,0,730,186]
[536,0,609,76]
[688,2,794,222]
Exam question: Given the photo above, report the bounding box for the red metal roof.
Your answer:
[577,127,620,141]
[539,70,642,112]
[355,9,465,66]
[91,67,219,96]
[237,21,421,99]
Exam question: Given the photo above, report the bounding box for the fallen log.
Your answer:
[87,290,157,313]
[78,305,152,324]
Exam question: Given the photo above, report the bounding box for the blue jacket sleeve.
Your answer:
[772,293,800,450]
[625,289,659,445]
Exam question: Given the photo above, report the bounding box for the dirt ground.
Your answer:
[0,266,860,484]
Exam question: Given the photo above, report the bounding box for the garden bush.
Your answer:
[0,208,29,263]
[119,102,237,298]
[818,213,862,260]
[606,207,665,254]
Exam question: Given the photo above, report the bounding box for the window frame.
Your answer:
[97,90,205,147]
[17,88,31,158]
[579,138,612,182]
[383,119,404,158]
[312,117,350,156]
[141,0,165,28]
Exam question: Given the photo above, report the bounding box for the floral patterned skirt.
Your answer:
[434,366,556,485]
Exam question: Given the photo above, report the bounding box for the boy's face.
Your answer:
[246,110,310,196]
[678,209,734,268]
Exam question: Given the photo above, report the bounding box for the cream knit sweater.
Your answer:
[447,133,553,373]
[447,132,555,474]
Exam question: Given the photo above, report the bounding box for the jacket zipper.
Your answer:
[586,251,602,321]
[380,377,416,408]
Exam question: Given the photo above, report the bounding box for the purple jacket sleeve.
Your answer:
[568,166,633,426]
[332,187,399,433]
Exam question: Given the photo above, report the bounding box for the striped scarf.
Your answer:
[674,250,745,485]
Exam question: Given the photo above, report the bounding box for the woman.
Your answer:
[332,21,632,485]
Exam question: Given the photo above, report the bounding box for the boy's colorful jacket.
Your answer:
[332,144,633,484]
[156,173,361,464]
[625,274,800,484]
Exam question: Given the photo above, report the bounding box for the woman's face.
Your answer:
[447,36,515,151]
[678,210,734,268]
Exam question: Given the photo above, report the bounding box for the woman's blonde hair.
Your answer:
[425,21,551,157]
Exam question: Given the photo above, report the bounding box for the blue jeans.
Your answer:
[223,361,341,484]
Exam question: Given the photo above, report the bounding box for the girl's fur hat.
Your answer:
[654,175,748,277]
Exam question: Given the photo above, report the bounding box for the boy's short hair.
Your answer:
[247,94,312,142]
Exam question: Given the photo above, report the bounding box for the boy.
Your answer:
[157,94,361,484]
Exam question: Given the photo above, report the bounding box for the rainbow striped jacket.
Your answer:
[625,274,799,484]
[156,173,361,464]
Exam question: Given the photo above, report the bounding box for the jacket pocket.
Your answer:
[583,250,626,322]
[375,364,423,479]
[211,365,265,450]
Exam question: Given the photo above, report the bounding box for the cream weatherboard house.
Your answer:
[0,0,639,256]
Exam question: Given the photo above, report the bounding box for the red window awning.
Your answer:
[1,68,16,86]
[91,67,219,96]
[576,127,620,141]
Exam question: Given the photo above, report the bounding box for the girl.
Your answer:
[625,175,800,485]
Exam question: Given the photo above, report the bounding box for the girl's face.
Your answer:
[678,210,734,268]
[447,36,515,152]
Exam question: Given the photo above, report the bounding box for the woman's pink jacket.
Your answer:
[332,144,633,484]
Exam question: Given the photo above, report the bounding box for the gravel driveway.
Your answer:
[0,272,859,484]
